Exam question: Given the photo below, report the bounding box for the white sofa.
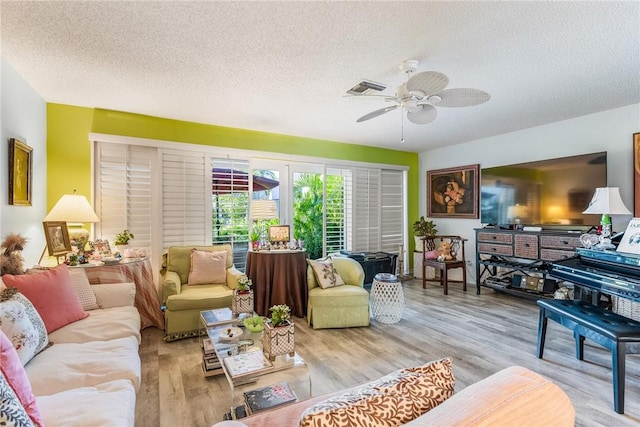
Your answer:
[4,279,142,426]
[34,282,141,426]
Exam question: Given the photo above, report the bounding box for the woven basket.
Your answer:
[612,296,640,322]
[262,321,295,361]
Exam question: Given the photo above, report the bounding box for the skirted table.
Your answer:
[81,258,164,330]
[246,250,308,318]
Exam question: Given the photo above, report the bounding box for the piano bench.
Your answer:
[536,299,640,414]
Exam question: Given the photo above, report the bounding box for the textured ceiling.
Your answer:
[1,1,639,153]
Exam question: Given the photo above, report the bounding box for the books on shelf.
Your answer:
[243,382,297,414]
[201,308,235,327]
[223,350,272,378]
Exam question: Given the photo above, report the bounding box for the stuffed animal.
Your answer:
[0,233,27,275]
[436,241,454,262]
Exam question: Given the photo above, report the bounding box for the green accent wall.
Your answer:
[47,104,420,251]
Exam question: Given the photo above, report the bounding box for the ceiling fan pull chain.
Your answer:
[401,106,405,143]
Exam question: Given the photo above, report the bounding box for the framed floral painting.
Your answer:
[427,164,479,219]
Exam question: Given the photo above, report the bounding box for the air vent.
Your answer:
[346,80,387,95]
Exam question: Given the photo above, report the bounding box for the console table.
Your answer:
[246,250,308,318]
[475,228,582,298]
[79,258,164,329]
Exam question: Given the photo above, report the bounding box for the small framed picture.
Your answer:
[43,221,72,256]
[8,138,33,206]
[269,225,290,243]
[90,239,112,257]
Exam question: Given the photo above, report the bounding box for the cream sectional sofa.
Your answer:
[1,276,141,426]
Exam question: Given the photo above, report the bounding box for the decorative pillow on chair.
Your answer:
[188,249,228,285]
[2,265,89,333]
[0,288,49,366]
[299,357,455,427]
[0,331,44,426]
[308,257,345,289]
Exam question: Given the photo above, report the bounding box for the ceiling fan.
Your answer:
[349,59,490,126]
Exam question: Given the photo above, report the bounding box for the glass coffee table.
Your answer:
[199,309,311,419]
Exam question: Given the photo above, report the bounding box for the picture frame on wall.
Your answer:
[8,138,33,206]
[43,221,72,256]
[427,164,480,219]
[634,133,640,216]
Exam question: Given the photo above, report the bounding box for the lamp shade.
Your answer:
[582,187,631,215]
[44,194,100,223]
[251,200,278,221]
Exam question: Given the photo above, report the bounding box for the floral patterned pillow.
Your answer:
[0,288,49,366]
[299,358,455,427]
[308,258,346,289]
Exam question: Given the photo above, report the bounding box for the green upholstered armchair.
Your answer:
[306,257,370,329]
[162,245,244,341]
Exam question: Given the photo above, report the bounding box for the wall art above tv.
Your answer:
[480,152,607,227]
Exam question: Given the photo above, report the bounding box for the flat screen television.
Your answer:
[480,152,607,227]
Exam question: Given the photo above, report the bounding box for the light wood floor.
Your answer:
[136,279,640,426]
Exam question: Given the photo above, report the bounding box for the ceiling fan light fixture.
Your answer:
[427,95,442,105]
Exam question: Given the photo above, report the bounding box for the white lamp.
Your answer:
[582,187,631,249]
[251,200,278,221]
[251,200,278,245]
[43,191,100,260]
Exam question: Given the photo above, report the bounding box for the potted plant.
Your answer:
[262,304,294,361]
[413,216,437,250]
[250,228,262,250]
[114,229,135,255]
[232,276,254,314]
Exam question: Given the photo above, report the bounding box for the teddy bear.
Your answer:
[436,241,454,262]
[0,233,27,275]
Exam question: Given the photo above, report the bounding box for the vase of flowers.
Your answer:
[262,304,294,361]
[232,276,254,314]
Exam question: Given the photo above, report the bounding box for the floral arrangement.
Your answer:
[237,276,252,292]
[268,304,291,327]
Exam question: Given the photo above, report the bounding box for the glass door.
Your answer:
[291,164,324,260]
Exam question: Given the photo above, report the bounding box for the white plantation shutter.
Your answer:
[161,150,210,249]
[212,158,250,271]
[325,167,352,254]
[380,170,404,254]
[353,168,381,252]
[95,143,154,253]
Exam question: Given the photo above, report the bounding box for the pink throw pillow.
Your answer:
[0,330,44,426]
[188,249,228,285]
[2,264,89,333]
[425,250,438,260]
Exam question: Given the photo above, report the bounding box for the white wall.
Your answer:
[1,59,47,267]
[419,103,640,282]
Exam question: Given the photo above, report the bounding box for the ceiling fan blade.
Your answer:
[432,88,490,107]
[406,71,449,96]
[356,105,399,123]
[407,104,437,125]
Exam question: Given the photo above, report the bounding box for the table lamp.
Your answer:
[251,200,278,245]
[582,187,631,250]
[43,190,100,259]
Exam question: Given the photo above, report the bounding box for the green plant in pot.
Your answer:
[268,304,291,327]
[249,228,261,250]
[114,230,135,246]
[236,276,252,293]
[413,216,437,250]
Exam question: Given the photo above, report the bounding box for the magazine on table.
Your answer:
[223,350,273,378]
[201,308,234,327]
[243,382,297,414]
[616,218,640,256]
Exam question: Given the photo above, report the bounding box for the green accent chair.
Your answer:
[162,245,244,341]
[306,257,370,329]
